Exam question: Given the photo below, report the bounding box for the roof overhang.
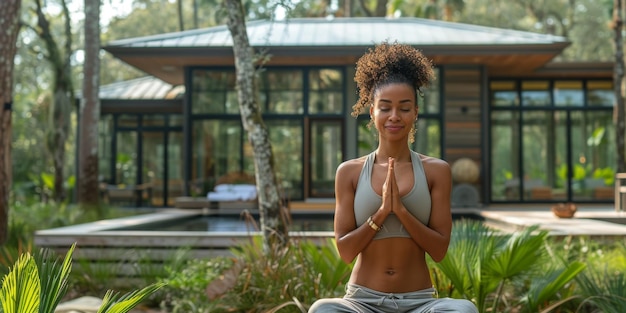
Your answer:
[103,17,572,85]
[105,44,569,85]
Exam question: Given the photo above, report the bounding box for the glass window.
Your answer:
[143,114,166,127]
[191,70,238,114]
[116,131,137,186]
[489,78,616,203]
[310,120,342,197]
[259,70,303,114]
[358,118,377,157]
[490,81,518,107]
[420,68,440,114]
[551,110,568,202]
[169,114,184,126]
[118,115,138,128]
[521,81,550,106]
[308,69,344,114]
[491,111,520,201]
[522,111,553,201]
[570,111,616,201]
[265,120,303,200]
[554,81,583,107]
[412,118,441,158]
[98,115,113,182]
[192,119,243,192]
[587,81,614,107]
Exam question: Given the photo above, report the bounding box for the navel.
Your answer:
[385,268,396,275]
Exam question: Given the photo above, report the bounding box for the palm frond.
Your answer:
[35,243,75,313]
[521,261,586,311]
[97,282,166,313]
[0,252,40,313]
[576,267,626,313]
[486,225,548,280]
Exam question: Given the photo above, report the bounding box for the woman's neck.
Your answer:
[374,144,412,163]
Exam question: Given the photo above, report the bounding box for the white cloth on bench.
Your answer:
[207,184,257,201]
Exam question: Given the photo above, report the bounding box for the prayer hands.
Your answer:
[381,157,402,214]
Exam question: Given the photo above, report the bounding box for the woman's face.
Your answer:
[370,83,418,142]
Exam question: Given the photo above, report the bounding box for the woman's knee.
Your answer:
[432,298,478,313]
[308,298,352,313]
[308,299,335,313]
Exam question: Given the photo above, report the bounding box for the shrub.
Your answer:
[159,236,352,313]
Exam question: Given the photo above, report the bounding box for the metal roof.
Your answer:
[103,17,571,85]
[107,17,568,48]
[99,76,183,99]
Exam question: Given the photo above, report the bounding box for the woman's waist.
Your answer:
[349,271,432,293]
[350,257,431,292]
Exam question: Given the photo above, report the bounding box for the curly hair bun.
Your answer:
[352,41,435,117]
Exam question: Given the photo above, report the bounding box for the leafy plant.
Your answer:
[0,243,165,313]
[160,236,352,313]
[431,220,584,313]
[592,167,615,186]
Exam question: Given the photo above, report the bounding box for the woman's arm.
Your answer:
[333,160,389,264]
[393,157,453,262]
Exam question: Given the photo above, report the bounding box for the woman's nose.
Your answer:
[389,109,401,120]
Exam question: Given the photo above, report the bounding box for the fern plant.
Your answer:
[0,243,165,313]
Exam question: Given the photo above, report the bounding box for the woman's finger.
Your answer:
[388,158,395,211]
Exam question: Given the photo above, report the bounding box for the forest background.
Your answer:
[7,0,618,210]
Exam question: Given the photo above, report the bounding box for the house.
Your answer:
[99,17,615,207]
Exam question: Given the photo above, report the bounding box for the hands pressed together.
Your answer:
[381,157,405,216]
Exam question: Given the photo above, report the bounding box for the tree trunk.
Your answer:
[79,0,102,207]
[224,0,289,250]
[35,0,74,202]
[0,0,21,244]
[178,0,185,31]
[614,0,626,173]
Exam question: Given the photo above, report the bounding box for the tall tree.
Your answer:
[79,0,102,207]
[224,0,289,250]
[177,0,185,31]
[614,0,625,173]
[0,0,21,244]
[27,0,75,202]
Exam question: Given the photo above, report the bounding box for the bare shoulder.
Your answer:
[418,154,451,179]
[335,156,366,189]
[418,154,450,169]
[336,156,367,178]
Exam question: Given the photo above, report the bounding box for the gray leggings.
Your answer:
[308,284,478,313]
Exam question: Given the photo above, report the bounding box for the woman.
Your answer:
[308,42,478,313]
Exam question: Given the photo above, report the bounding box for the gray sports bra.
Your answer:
[353,151,431,240]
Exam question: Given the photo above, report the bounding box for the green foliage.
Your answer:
[0,252,40,313]
[0,243,164,313]
[97,282,166,313]
[0,219,34,277]
[35,244,75,313]
[576,266,626,312]
[592,167,615,186]
[431,220,584,312]
[553,237,626,312]
[159,256,235,312]
[520,261,586,312]
[159,237,352,313]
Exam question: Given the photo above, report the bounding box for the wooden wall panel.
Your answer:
[444,67,483,166]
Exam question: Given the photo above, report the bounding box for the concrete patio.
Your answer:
[469,204,626,237]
